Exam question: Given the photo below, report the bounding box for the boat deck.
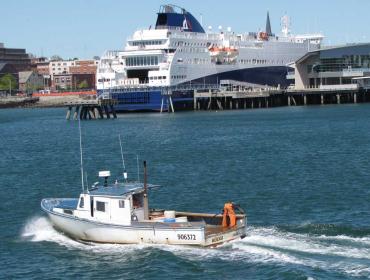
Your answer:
[205,225,232,236]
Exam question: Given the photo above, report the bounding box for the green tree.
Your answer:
[0,74,17,93]
[50,55,63,61]
[78,80,89,89]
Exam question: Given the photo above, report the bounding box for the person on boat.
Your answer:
[222,202,236,228]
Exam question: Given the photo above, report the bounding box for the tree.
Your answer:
[78,80,89,89]
[50,55,63,61]
[93,56,100,60]
[0,74,17,93]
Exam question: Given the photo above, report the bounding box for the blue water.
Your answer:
[1,105,370,279]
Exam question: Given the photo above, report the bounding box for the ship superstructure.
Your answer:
[97,5,323,111]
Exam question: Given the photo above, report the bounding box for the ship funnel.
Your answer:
[266,11,272,36]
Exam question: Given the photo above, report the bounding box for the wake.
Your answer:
[21,216,370,277]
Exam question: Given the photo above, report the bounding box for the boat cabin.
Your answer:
[71,183,149,225]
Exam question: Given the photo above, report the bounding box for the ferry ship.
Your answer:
[96,4,324,111]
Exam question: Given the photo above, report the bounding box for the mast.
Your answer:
[118,134,128,181]
[78,117,84,193]
[143,161,149,220]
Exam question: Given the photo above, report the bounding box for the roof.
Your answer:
[296,43,370,64]
[0,63,7,72]
[0,62,16,74]
[18,71,33,83]
[89,182,159,197]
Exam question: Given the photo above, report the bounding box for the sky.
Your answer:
[1,0,370,59]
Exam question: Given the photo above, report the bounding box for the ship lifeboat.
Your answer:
[258,32,269,41]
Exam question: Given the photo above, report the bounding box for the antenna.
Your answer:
[118,134,128,181]
[85,171,89,190]
[136,155,140,182]
[78,117,84,193]
[143,161,149,220]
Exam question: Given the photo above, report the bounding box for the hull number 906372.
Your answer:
[177,234,196,240]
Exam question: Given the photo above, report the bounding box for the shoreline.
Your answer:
[0,95,95,109]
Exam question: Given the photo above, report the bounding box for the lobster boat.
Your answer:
[41,162,247,247]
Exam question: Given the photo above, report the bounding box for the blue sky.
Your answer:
[1,0,369,59]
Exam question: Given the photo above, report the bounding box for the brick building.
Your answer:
[69,60,97,74]
[51,59,98,90]
[54,73,95,90]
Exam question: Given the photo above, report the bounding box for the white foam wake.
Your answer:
[21,216,148,254]
[21,217,370,277]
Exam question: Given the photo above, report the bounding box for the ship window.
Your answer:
[79,197,84,208]
[119,200,125,208]
[96,201,106,212]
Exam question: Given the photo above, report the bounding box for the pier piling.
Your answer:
[64,98,117,121]
[66,106,72,120]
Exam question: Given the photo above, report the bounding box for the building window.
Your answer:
[119,200,125,208]
[96,201,106,212]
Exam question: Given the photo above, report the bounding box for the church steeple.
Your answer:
[265,11,272,36]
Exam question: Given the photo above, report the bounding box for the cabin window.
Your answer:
[79,197,84,208]
[63,209,73,215]
[119,200,125,208]
[96,201,106,212]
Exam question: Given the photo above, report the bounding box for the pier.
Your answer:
[193,85,370,111]
[64,98,118,120]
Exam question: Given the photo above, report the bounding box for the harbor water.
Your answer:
[1,105,370,279]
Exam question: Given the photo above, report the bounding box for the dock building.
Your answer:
[292,43,370,90]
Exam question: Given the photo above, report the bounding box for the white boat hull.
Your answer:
[44,207,246,247]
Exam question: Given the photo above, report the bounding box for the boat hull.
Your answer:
[42,201,246,247]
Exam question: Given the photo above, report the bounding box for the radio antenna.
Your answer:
[136,155,140,182]
[118,134,128,182]
[78,117,84,193]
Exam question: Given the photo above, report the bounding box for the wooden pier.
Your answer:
[64,98,118,120]
[193,86,370,111]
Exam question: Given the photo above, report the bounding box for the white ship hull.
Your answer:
[95,5,323,111]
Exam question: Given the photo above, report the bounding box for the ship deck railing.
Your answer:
[101,83,220,94]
